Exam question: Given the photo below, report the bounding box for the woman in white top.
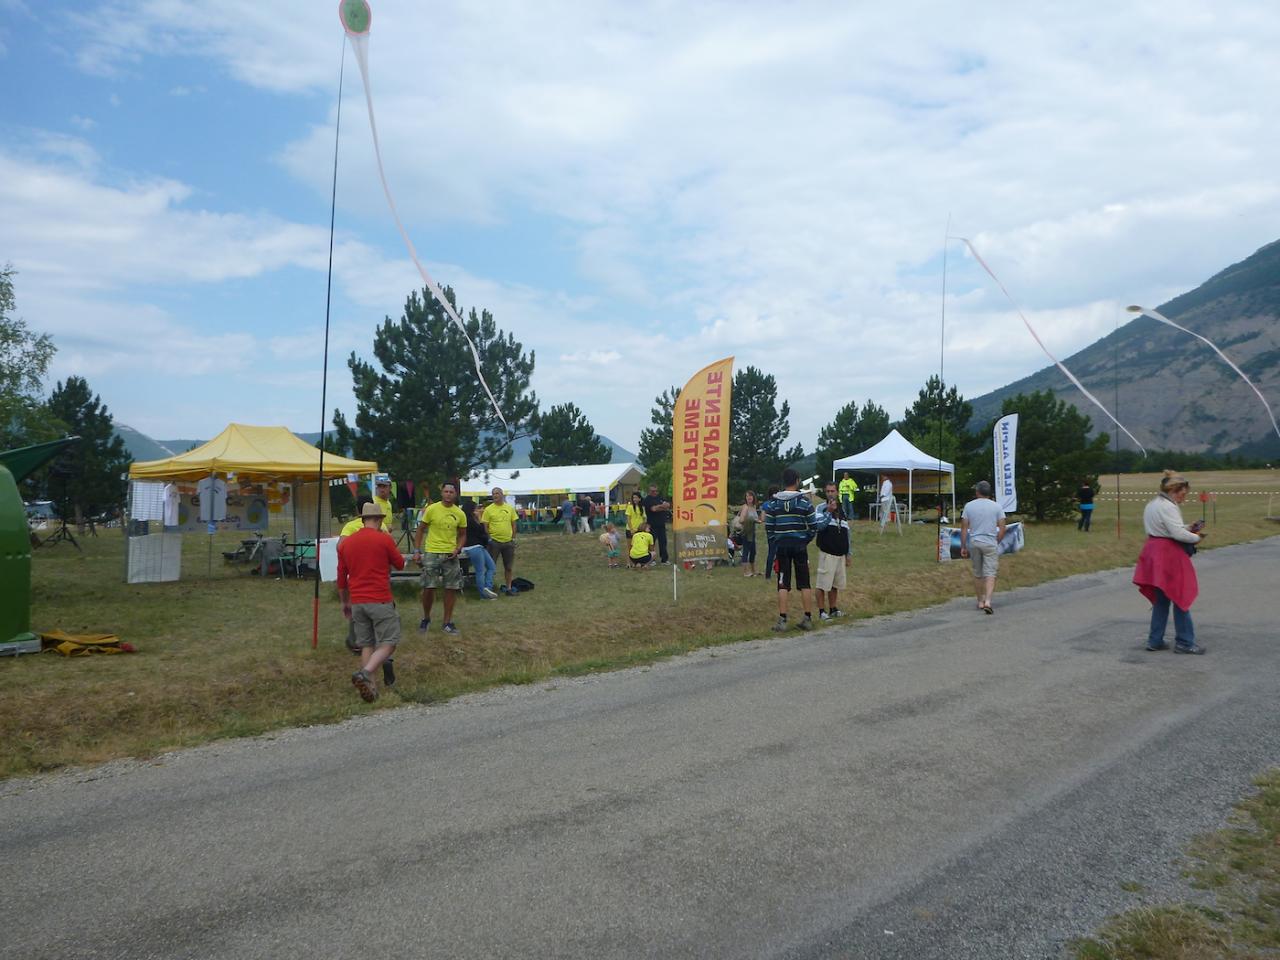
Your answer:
[1132,471,1206,654]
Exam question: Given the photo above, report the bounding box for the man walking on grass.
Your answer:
[960,480,1007,614]
[414,480,467,636]
[338,496,398,688]
[338,501,407,702]
[762,468,818,632]
[482,486,520,595]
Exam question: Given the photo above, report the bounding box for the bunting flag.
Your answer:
[953,237,1147,456]
[339,1,509,431]
[1126,305,1280,442]
[672,357,734,563]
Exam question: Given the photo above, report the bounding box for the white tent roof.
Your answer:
[831,429,953,474]
[462,462,643,497]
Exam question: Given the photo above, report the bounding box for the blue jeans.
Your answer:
[1148,588,1195,648]
[739,536,757,566]
[463,544,496,595]
[764,538,777,579]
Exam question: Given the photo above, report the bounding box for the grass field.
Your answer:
[4,469,1278,779]
[1071,768,1280,959]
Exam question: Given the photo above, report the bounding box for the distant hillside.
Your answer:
[115,425,182,462]
[499,433,635,468]
[968,238,1280,456]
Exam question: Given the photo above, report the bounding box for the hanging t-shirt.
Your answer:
[196,477,228,522]
[162,483,180,527]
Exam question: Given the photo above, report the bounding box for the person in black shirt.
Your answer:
[642,484,671,563]
[1077,482,1095,532]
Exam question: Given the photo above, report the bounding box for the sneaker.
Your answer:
[418,618,430,633]
[829,609,842,619]
[771,616,788,633]
[1174,643,1206,655]
[819,610,831,621]
[351,670,378,703]
[1146,642,1170,651]
[508,585,520,595]
[480,587,499,599]
[498,585,510,595]
[798,617,814,632]
[382,659,396,688]
[443,622,460,635]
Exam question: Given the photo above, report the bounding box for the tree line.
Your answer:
[1,265,128,525]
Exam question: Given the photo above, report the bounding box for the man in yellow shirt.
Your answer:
[838,472,860,521]
[372,474,394,532]
[481,486,521,595]
[413,480,467,635]
[629,522,655,569]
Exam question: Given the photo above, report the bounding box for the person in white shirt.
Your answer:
[1133,471,1206,654]
[878,476,895,534]
[960,480,1007,613]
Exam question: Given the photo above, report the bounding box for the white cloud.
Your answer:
[24,1,1280,447]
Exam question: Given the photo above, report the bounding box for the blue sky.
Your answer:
[2,1,1279,454]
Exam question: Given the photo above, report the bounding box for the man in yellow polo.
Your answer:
[838,471,860,521]
[372,474,394,532]
[413,480,467,635]
[482,486,521,595]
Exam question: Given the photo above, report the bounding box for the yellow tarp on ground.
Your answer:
[128,423,377,482]
[41,631,133,656]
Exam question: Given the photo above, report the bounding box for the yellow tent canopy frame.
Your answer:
[127,423,378,482]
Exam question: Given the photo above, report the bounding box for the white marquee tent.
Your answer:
[831,429,955,520]
[462,462,643,511]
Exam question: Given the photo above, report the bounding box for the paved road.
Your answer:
[4,537,1279,960]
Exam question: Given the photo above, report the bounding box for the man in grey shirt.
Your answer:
[960,480,1007,613]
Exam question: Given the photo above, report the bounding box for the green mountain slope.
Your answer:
[968,239,1280,455]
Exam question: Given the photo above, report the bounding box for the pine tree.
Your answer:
[814,399,891,481]
[529,402,610,466]
[899,375,974,466]
[45,376,129,525]
[729,366,801,498]
[636,386,679,469]
[333,286,538,486]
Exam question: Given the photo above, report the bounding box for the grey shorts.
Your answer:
[351,602,400,648]
[969,541,999,578]
[420,552,463,590]
[487,540,516,571]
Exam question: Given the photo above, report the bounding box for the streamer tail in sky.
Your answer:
[339,0,510,433]
[953,236,1148,456]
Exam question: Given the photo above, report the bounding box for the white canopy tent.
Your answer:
[831,429,955,521]
[462,462,643,513]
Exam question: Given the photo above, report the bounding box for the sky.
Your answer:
[2,1,1279,455]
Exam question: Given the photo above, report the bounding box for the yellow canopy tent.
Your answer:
[128,423,377,481]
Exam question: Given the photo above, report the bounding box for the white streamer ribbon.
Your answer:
[343,27,509,432]
[953,236,1148,456]
[1126,305,1280,442]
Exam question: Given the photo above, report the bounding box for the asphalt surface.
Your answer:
[3,536,1278,960]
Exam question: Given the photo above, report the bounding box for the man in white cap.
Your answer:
[338,501,407,702]
[371,474,394,532]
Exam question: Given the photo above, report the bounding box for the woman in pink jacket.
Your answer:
[1132,471,1206,654]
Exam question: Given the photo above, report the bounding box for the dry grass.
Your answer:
[4,469,1278,779]
[1071,769,1280,959]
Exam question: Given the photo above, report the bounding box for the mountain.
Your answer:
[114,425,183,462]
[968,239,1280,456]
[499,433,636,468]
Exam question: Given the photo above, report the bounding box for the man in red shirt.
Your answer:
[337,501,407,702]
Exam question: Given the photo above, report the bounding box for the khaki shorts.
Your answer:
[816,552,847,591]
[351,602,400,648]
[420,552,464,590]
[969,541,999,578]
[487,539,516,572]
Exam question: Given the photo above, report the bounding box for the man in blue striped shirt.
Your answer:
[762,468,818,632]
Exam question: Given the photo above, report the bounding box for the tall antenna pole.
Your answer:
[936,215,950,560]
[312,41,347,649]
[1114,308,1121,538]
